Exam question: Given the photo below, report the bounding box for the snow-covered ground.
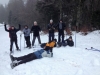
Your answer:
[0,23,100,75]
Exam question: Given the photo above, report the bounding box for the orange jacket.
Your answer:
[45,41,56,48]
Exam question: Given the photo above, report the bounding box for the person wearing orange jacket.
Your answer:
[10,39,57,69]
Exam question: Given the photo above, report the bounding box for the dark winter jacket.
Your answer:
[4,24,21,39]
[47,23,55,33]
[65,39,74,47]
[56,22,66,32]
[33,49,53,59]
[31,25,41,36]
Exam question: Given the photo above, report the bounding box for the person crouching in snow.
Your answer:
[10,39,57,69]
[65,36,74,47]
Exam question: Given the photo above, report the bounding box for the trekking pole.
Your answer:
[30,33,32,47]
[12,45,14,54]
[66,30,67,39]
[20,34,22,51]
[24,36,25,48]
[75,25,77,47]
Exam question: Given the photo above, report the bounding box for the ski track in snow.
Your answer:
[0,24,100,75]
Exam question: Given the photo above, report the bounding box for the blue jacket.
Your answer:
[23,28,30,37]
[33,49,53,59]
[33,49,44,59]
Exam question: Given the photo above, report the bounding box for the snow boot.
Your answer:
[10,55,17,62]
[10,60,18,69]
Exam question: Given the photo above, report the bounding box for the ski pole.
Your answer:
[12,44,14,54]
[75,26,77,47]
[24,36,25,48]
[20,34,21,51]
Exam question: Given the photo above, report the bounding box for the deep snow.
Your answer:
[0,24,100,75]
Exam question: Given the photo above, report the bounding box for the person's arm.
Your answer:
[63,23,66,30]
[52,24,55,30]
[55,23,58,30]
[31,26,33,33]
[27,29,31,34]
[47,24,51,30]
[38,26,41,32]
[22,29,25,35]
[4,24,9,32]
[44,46,51,51]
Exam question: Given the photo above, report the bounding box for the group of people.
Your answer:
[4,19,74,69]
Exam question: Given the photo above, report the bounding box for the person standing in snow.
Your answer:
[47,19,56,42]
[31,21,41,47]
[56,19,66,43]
[4,24,21,53]
[23,25,31,49]
[10,39,57,69]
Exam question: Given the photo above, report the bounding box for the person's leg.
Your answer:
[18,53,37,65]
[14,38,19,50]
[11,53,37,69]
[52,33,54,41]
[27,36,31,47]
[14,53,35,61]
[10,39,13,52]
[37,35,41,44]
[32,36,36,46]
[25,36,28,47]
[49,33,51,42]
[58,32,61,42]
[62,31,64,43]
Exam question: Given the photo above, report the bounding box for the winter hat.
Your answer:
[25,25,28,28]
[59,19,63,22]
[50,19,53,23]
[69,36,72,39]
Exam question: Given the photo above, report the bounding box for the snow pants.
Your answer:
[49,33,54,42]
[32,35,41,46]
[10,38,19,52]
[15,53,37,65]
[24,36,31,47]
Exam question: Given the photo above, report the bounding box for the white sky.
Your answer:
[0,0,9,5]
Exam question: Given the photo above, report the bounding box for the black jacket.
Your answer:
[47,23,55,33]
[4,24,21,39]
[31,25,41,36]
[56,22,66,32]
[65,39,74,46]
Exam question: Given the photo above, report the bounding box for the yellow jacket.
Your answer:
[46,41,56,48]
